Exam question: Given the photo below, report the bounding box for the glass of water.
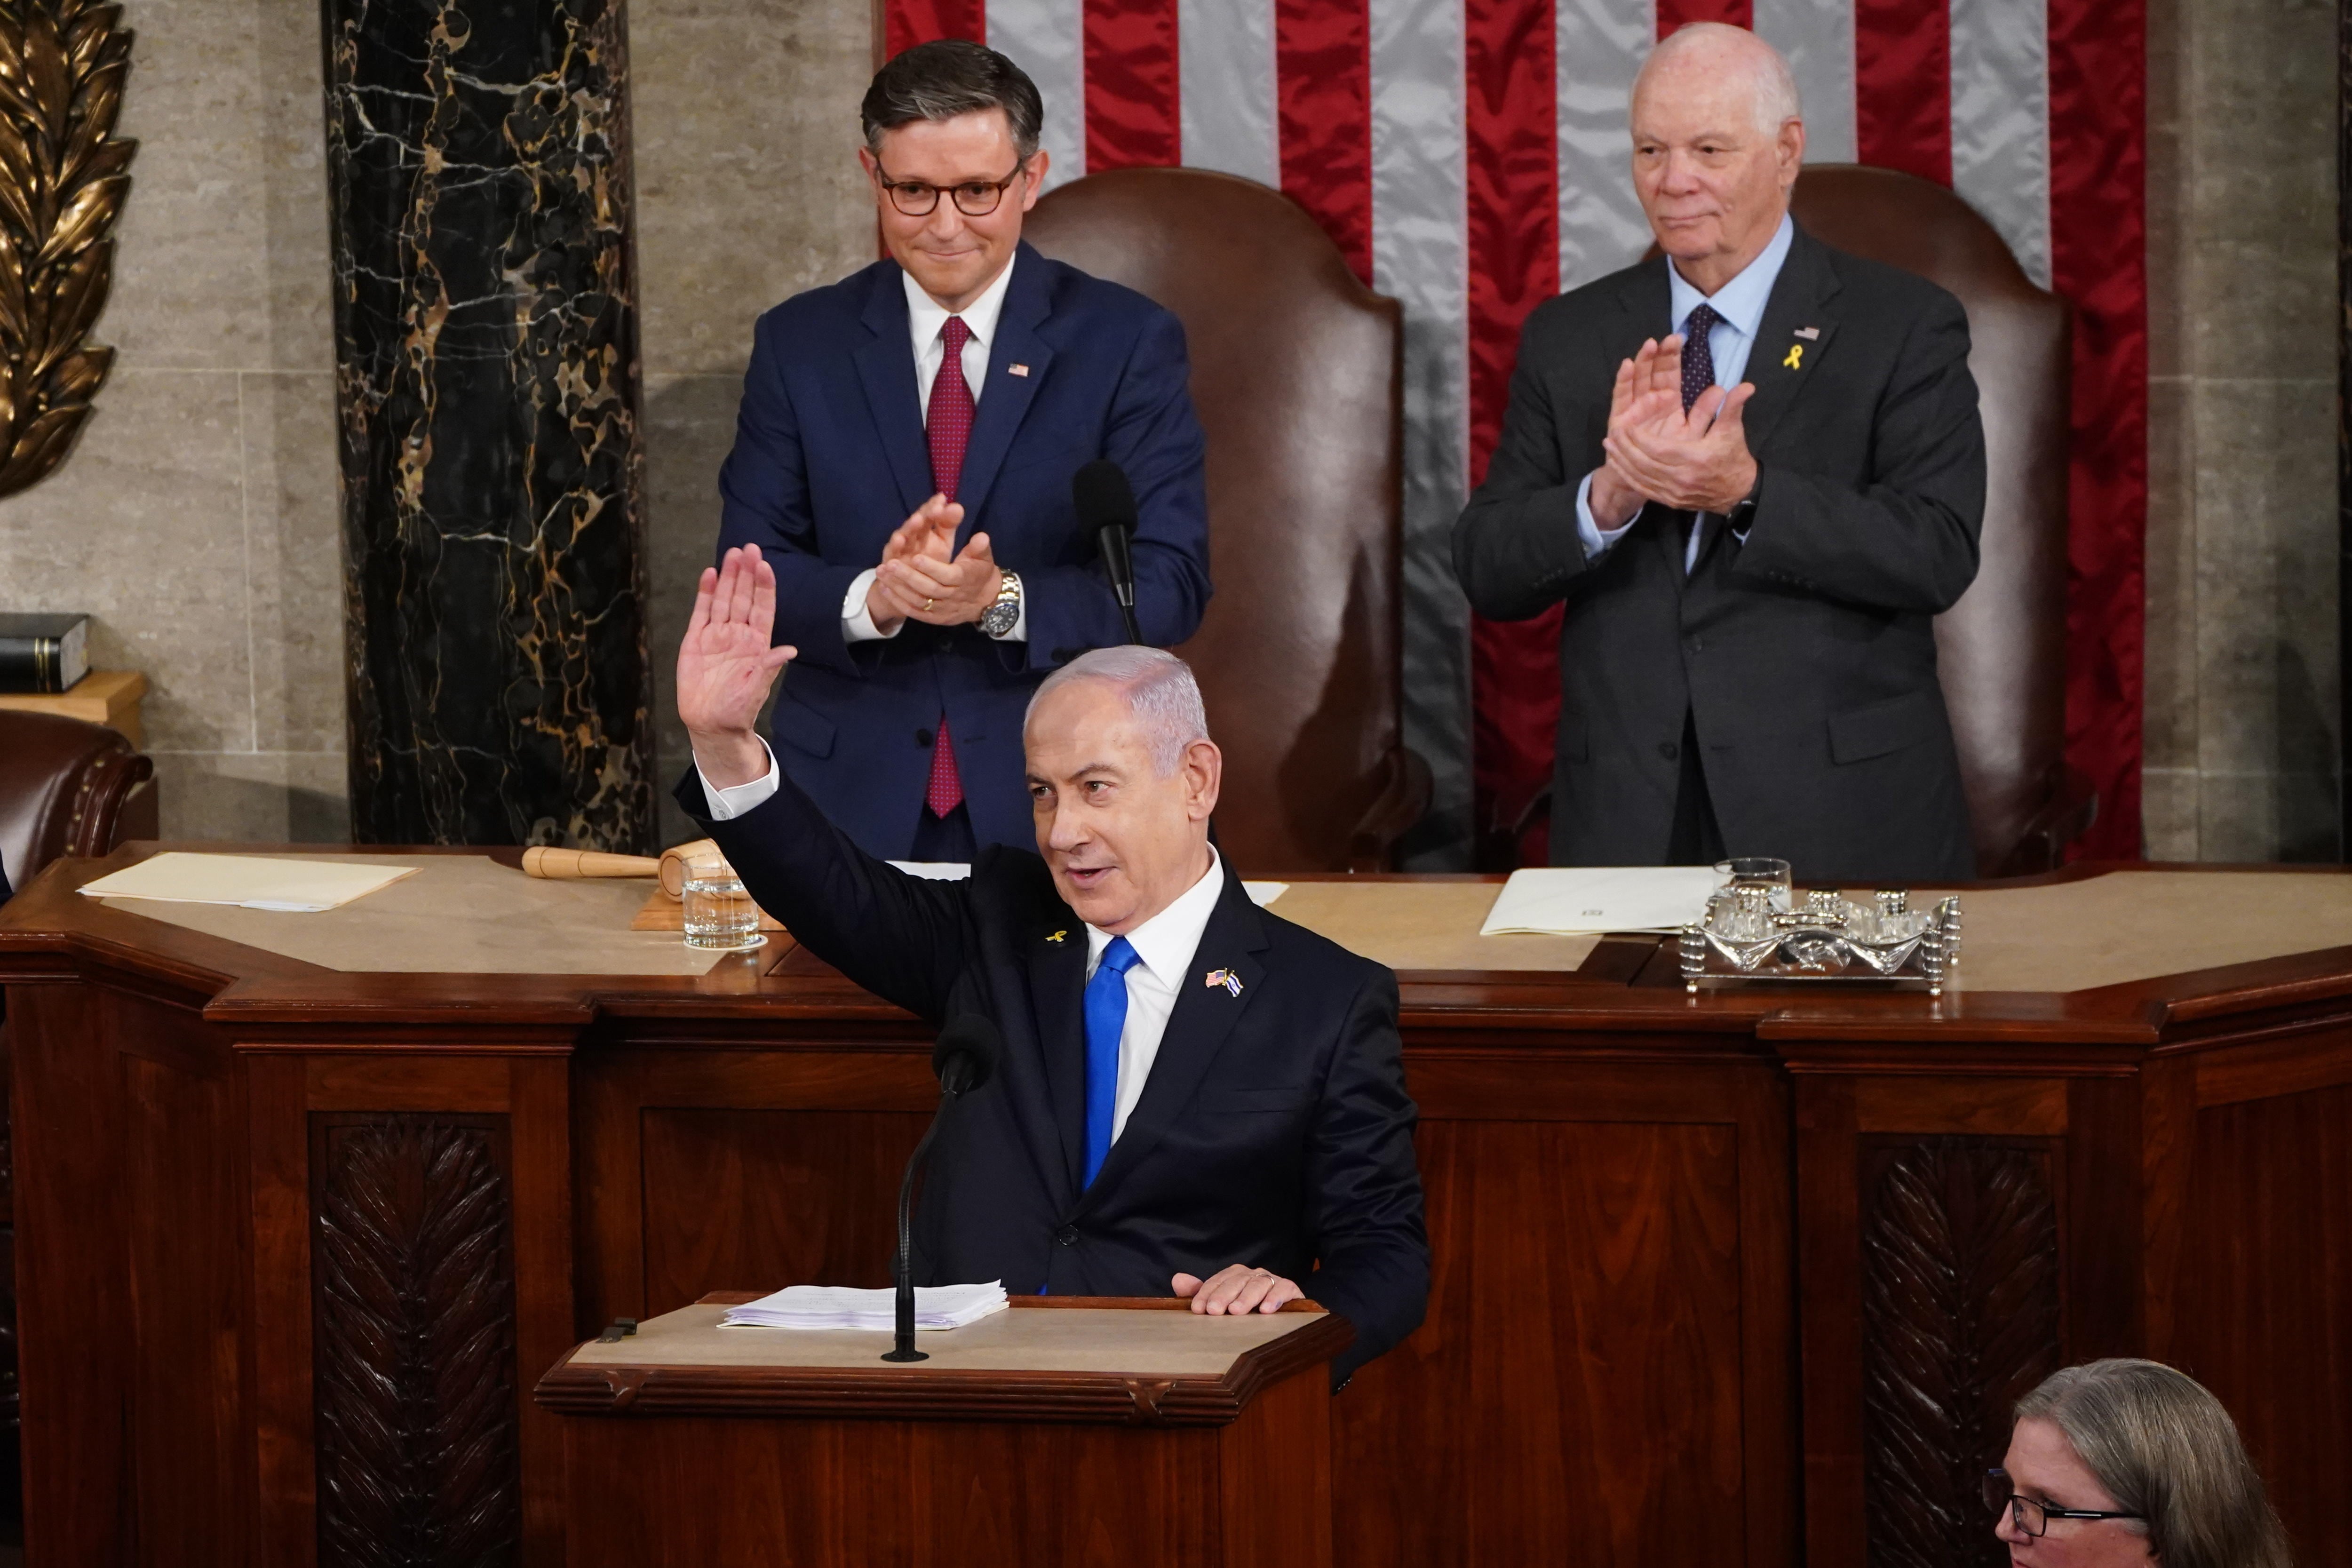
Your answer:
[1714,856,1794,913]
[681,848,765,951]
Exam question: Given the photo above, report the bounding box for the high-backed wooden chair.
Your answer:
[1790,166,2093,875]
[0,709,155,898]
[1026,168,1429,874]
[1497,166,2094,876]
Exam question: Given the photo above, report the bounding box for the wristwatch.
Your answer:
[977,569,1023,638]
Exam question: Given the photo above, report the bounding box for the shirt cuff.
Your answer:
[1577,471,1637,560]
[842,567,904,643]
[987,571,1027,642]
[698,738,781,820]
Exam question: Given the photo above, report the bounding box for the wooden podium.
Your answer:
[534,1295,1350,1566]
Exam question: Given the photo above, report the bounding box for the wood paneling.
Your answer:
[2181,1082,2352,1568]
[1335,1118,1750,1566]
[309,1115,522,1566]
[638,1109,929,1312]
[1859,1138,2061,1568]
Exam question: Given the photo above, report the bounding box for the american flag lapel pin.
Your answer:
[1794,326,1820,340]
[1204,968,1243,997]
[1009,363,1031,377]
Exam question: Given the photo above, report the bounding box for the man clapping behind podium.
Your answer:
[676,546,1429,1386]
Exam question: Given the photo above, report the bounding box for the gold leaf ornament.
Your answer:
[0,0,131,495]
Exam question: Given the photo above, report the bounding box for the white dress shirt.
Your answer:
[1576,213,1796,571]
[694,743,1221,1148]
[842,255,1027,644]
[1085,847,1225,1142]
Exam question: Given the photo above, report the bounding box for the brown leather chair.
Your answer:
[1025,167,1430,873]
[0,709,158,898]
[1791,166,2093,875]
[1495,166,2094,875]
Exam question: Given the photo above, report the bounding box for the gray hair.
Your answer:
[1026,647,1210,777]
[1632,22,1802,138]
[862,40,1044,161]
[2014,1360,2290,1568]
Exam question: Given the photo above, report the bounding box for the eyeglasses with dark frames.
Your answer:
[1983,1471,2145,1538]
[873,158,1031,218]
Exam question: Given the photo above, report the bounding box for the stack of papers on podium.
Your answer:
[79,852,419,912]
[719,1281,1009,1332]
[1479,866,1726,936]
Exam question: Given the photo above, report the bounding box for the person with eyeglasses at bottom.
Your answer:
[1986,1359,2291,1568]
[708,39,1210,866]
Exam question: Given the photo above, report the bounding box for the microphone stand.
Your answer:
[1098,522,1143,646]
[882,1073,966,1363]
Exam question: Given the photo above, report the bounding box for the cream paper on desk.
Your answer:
[78,852,419,913]
[1478,866,1725,936]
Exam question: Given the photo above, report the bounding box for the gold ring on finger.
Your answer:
[924,597,935,613]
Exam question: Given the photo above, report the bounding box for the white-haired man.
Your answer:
[1453,22,1986,882]
[675,544,1429,1388]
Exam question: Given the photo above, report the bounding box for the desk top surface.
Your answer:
[8,844,2352,1044]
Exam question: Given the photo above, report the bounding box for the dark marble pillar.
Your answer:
[322,0,655,852]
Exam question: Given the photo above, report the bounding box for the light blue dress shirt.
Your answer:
[1575,213,1796,571]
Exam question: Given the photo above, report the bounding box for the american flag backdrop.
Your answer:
[884,0,2146,863]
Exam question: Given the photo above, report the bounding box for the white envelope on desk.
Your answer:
[78,852,419,912]
[1478,866,1725,936]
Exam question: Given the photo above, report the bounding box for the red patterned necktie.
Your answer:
[922,316,974,819]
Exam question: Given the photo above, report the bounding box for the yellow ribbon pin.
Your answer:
[1047,930,1067,944]
[1783,344,1804,371]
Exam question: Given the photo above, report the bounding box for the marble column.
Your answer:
[322,0,655,851]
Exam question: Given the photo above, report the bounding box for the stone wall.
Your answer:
[0,0,2336,864]
[2143,0,2342,860]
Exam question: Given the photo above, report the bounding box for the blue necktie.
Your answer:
[1082,937,1141,1188]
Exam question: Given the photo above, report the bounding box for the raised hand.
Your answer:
[677,544,796,788]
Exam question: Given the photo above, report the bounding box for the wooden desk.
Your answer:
[2,848,2349,1567]
[535,1294,1346,1566]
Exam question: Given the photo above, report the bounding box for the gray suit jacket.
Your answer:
[1453,225,1985,883]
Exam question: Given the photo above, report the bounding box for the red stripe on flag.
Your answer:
[1275,0,1374,283]
[884,0,984,60]
[1854,0,1952,185]
[1655,0,1752,33]
[1084,0,1180,170]
[1464,0,1560,861]
[2048,0,2146,857]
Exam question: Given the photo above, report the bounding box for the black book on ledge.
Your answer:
[0,613,91,694]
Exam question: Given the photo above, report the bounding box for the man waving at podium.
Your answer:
[675,545,1430,1388]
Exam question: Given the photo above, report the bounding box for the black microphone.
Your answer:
[883,1014,1001,1363]
[1073,459,1144,645]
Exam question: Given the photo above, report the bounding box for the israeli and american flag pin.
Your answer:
[1204,968,1243,996]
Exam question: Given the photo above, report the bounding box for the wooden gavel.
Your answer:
[522,839,720,900]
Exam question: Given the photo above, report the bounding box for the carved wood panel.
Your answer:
[1859,1138,2062,1568]
[310,1115,520,1568]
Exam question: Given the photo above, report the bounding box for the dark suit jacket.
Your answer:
[716,243,1213,860]
[677,770,1430,1386]
[1453,226,1985,883]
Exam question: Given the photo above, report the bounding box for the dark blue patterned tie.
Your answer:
[1679,302,1722,569]
[1082,937,1141,1187]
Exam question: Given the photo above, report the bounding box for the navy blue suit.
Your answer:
[678,769,1430,1387]
[716,244,1212,860]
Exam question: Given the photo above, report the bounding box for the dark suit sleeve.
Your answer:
[715,312,866,678]
[673,764,969,1023]
[1732,290,1985,613]
[1451,307,1603,622]
[1305,966,1430,1385]
[1017,307,1211,665]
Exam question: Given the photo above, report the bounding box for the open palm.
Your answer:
[678,544,796,743]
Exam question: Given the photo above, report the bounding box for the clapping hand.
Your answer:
[870,493,1002,630]
[1596,332,1759,518]
[677,544,795,789]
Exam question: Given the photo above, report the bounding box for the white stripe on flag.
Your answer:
[1754,0,1858,163]
[1178,0,1279,184]
[1555,0,1655,293]
[1371,0,1472,862]
[1949,0,2050,286]
[990,0,1088,188]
